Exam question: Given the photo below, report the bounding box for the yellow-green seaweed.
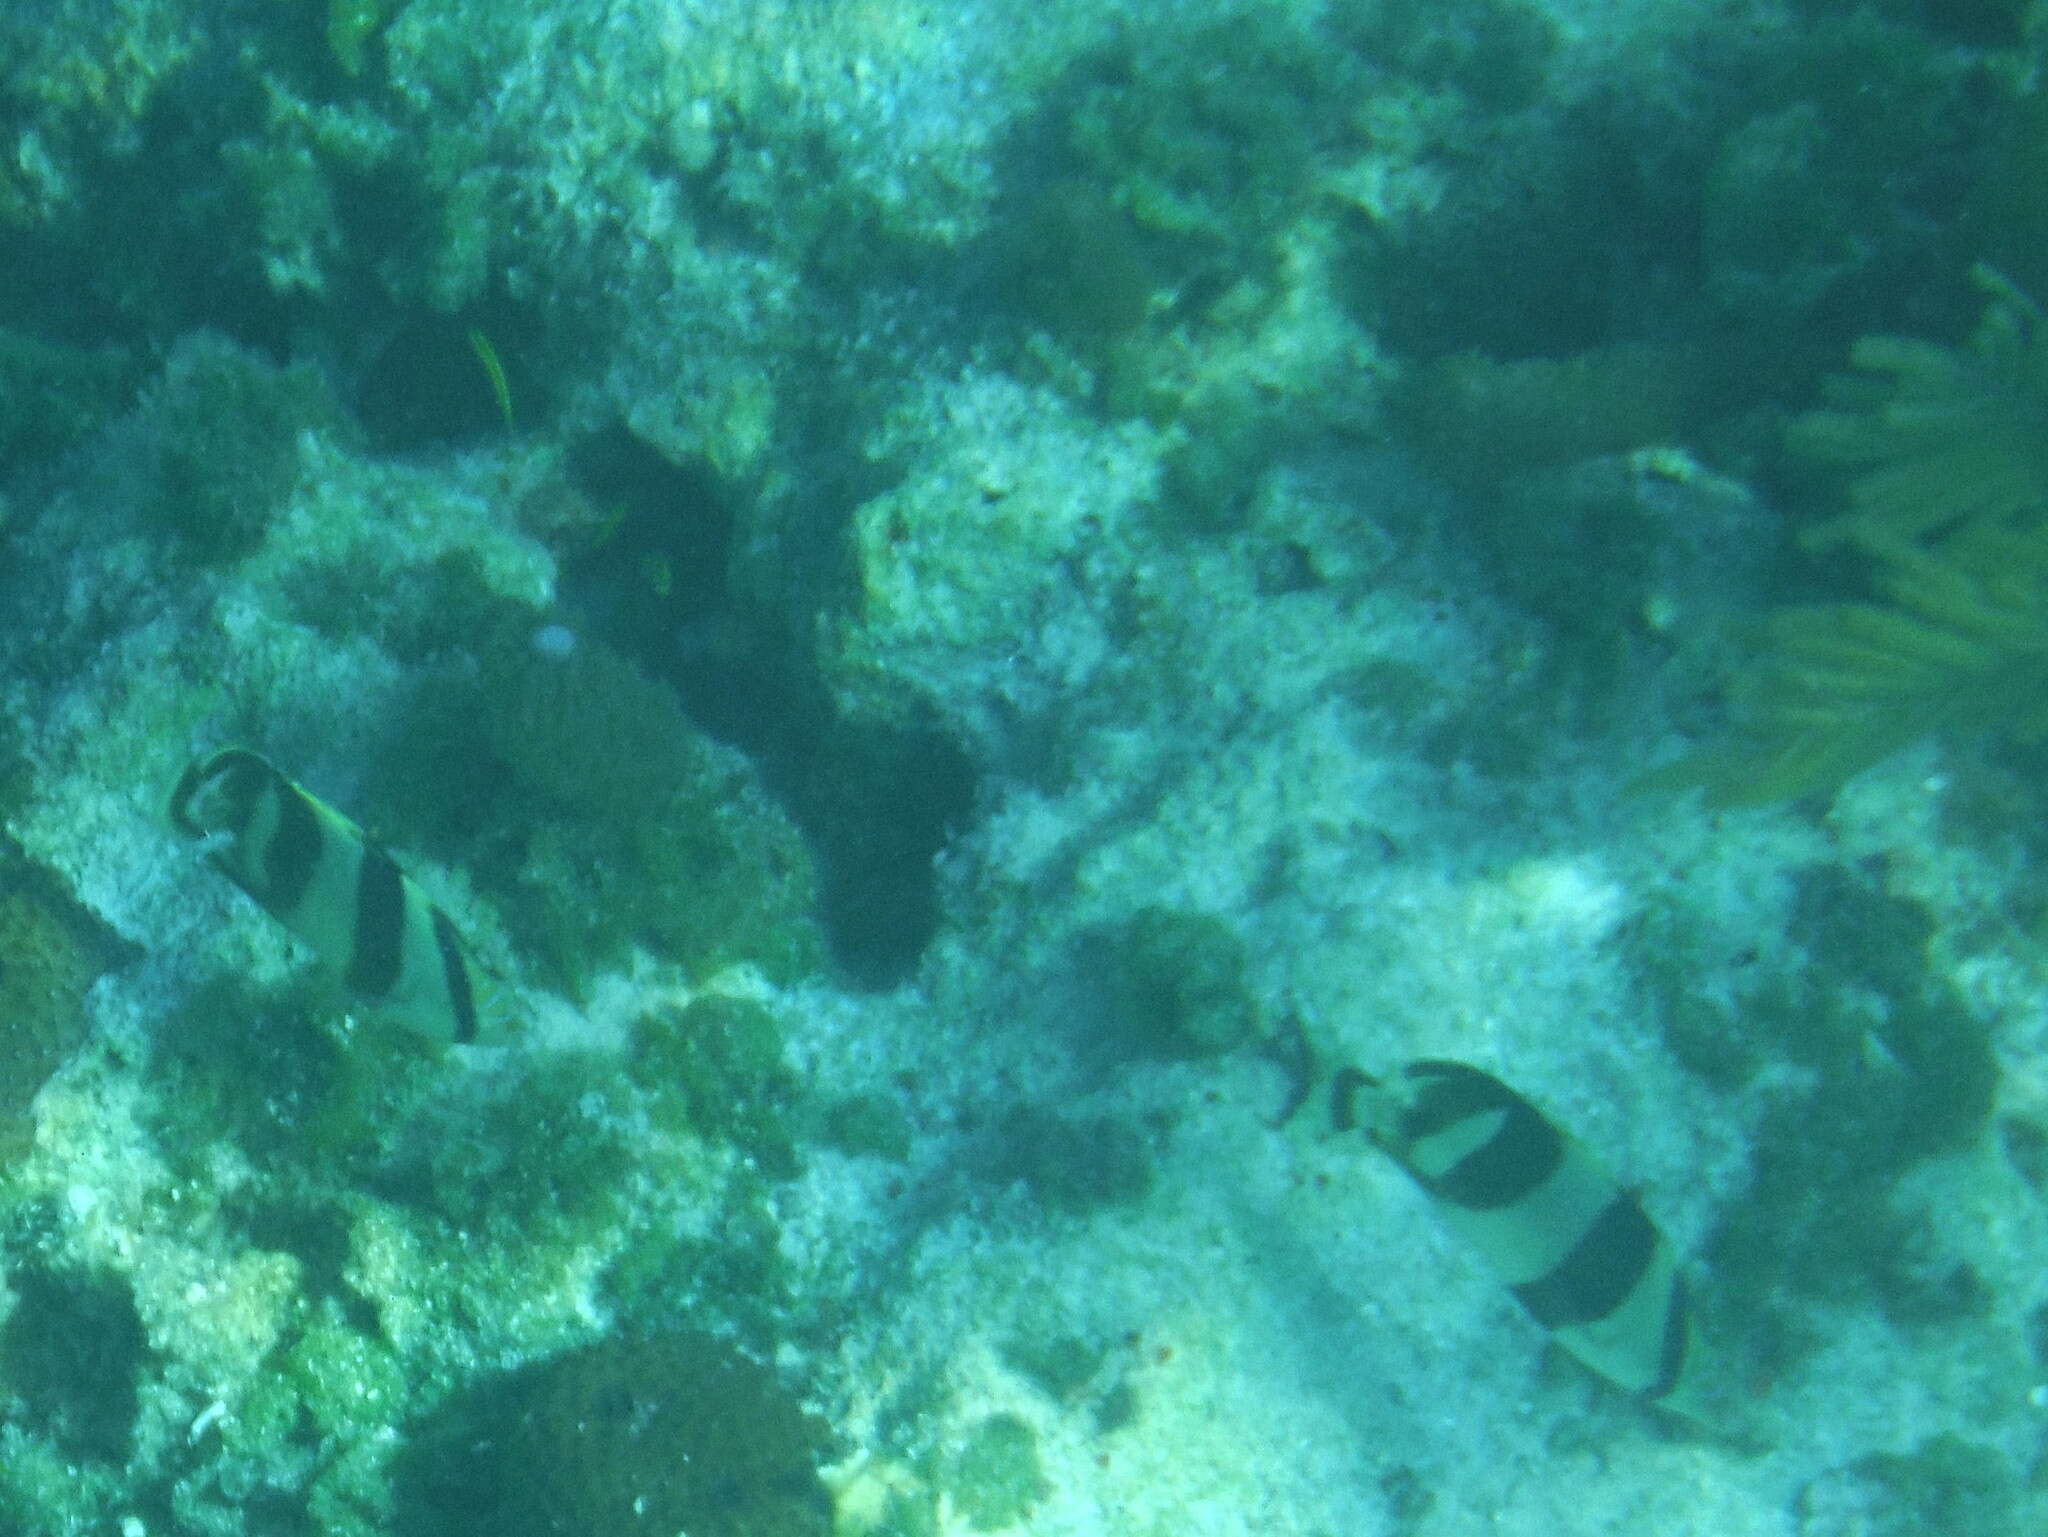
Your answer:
[1666,272,2048,804]
[1673,525,2048,805]
[1790,268,2048,553]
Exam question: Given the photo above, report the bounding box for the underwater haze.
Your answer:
[0,0,2044,1533]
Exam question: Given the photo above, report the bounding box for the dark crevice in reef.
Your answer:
[0,1264,151,1464]
[561,427,976,988]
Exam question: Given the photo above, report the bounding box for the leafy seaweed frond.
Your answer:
[1682,526,2048,805]
[1792,267,2048,551]
[1651,274,2048,807]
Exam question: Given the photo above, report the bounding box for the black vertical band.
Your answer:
[347,846,406,996]
[264,783,325,911]
[1647,1273,1693,1401]
[1510,1193,1659,1330]
[432,907,479,1044]
[1403,1062,1565,1211]
[1329,1067,1371,1132]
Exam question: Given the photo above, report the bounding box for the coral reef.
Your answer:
[0,3,2044,1536]
[1678,523,2048,804]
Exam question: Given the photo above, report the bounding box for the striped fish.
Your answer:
[1328,1059,1707,1423]
[170,748,489,1046]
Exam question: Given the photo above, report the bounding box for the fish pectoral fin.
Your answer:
[1256,1012,1323,1129]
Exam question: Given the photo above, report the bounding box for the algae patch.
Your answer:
[394,1329,833,1537]
[478,634,825,991]
[942,1412,1047,1531]
[0,838,132,1158]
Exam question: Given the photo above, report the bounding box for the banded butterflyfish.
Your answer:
[1309,1054,1708,1423]
[170,748,493,1046]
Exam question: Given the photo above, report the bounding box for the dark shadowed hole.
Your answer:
[561,428,976,986]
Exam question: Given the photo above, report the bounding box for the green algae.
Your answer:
[1811,1433,2025,1537]
[1000,1332,1103,1403]
[942,1413,1046,1531]
[1055,20,1339,275]
[326,0,397,78]
[998,1328,1137,1432]
[485,635,708,824]
[819,1093,913,1162]
[139,333,353,565]
[630,995,801,1179]
[977,5,1372,432]
[536,433,959,986]
[144,972,357,1166]
[0,329,135,472]
[1646,866,1997,1158]
[1079,906,1257,1062]
[477,636,825,992]
[393,1329,832,1537]
[983,177,1155,352]
[285,1314,408,1440]
[1635,864,2001,1392]
[0,1437,127,1537]
[377,1052,635,1237]
[1342,0,1558,113]
[0,839,130,1161]
[858,1486,942,1537]
[991,1107,1153,1214]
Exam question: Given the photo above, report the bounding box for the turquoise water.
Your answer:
[0,1,2042,1533]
